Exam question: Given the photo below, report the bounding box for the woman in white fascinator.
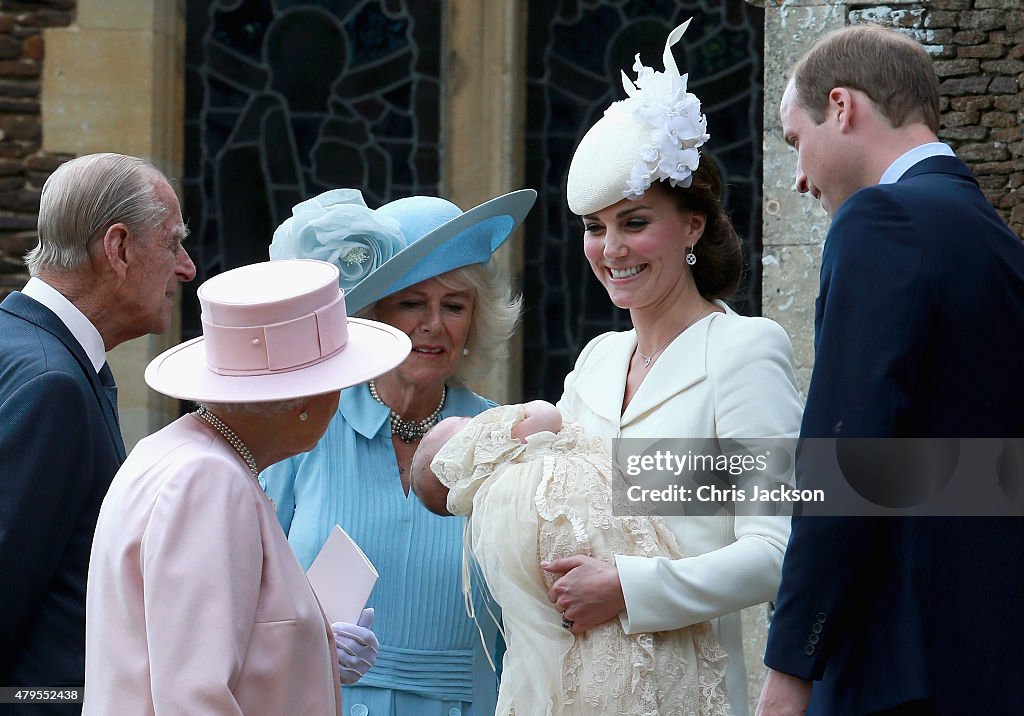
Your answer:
[543,20,804,716]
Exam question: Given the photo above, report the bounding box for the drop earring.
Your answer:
[298,411,309,422]
[463,348,470,356]
[685,246,697,266]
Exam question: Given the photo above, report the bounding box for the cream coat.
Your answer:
[84,415,341,716]
[557,310,803,716]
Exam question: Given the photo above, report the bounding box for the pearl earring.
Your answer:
[463,348,470,356]
[298,411,309,422]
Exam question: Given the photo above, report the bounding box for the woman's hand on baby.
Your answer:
[332,607,379,685]
[541,555,625,635]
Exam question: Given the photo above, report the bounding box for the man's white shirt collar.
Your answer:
[22,277,106,373]
[879,142,956,185]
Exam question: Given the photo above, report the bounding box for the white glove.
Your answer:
[332,607,379,685]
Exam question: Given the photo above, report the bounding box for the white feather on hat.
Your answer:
[566,19,709,216]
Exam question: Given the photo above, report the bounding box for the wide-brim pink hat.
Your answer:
[145,259,411,403]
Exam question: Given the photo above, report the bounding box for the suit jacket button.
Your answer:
[812,623,823,634]
[804,644,816,656]
[815,612,827,623]
[808,633,820,645]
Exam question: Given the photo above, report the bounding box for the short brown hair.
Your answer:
[655,156,743,300]
[791,23,940,134]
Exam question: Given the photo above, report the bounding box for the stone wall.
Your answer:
[0,1,74,299]
[850,0,1024,237]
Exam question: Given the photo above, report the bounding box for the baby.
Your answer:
[411,402,730,716]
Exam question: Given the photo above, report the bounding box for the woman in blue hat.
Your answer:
[263,187,535,716]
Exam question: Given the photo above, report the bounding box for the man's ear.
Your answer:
[100,223,132,278]
[829,87,854,131]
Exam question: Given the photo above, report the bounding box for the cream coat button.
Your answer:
[351,705,368,716]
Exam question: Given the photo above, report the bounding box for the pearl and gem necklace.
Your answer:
[368,379,447,443]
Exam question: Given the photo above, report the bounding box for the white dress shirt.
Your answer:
[878,142,956,185]
[21,277,106,373]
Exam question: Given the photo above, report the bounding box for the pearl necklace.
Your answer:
[635,308,714,369]
[368,379,447,443]
[195,406,259,476]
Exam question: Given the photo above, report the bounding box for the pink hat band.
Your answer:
[201,292,349,376]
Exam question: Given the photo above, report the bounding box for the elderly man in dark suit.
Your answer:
[0,153,196,710]
[758,24,1024,716]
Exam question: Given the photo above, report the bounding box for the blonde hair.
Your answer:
[359,262,522,385]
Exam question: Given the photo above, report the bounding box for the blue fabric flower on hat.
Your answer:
[270,188,407,292]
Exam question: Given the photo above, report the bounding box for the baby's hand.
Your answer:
[511,401,563,443]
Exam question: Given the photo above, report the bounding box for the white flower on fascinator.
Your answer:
[611,19,709,200]
[269,189,407,293]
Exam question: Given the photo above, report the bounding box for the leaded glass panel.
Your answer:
[183,0,442,341]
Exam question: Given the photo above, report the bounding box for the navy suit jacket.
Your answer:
[764,156,1024,715]
[0,292,126,712]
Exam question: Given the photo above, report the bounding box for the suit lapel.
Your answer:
[1,292,127,460]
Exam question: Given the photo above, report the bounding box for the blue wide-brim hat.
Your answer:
[270,188,537,314]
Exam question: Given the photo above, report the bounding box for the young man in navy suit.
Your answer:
[0,153,196,711]
[758,24,1024,716]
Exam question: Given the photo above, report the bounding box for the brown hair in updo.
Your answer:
[656,155,743,300]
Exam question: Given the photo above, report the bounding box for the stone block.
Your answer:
[23,152,65,171]
[762,243,823,389]
[0,115,38,139]
[0,211,35,230]
[982,111,1018,128]
[934,58,980,77]
[0,157,19,174]
[21,33,42,61]
[0,176,21,190]
[0,78,37,97]
[950,96,992,112]
[990,76,1020,94]
[42,27,168,158]
[925,11,960,29]
[941,110,978,127]
[1008,12,1024,33]
[976,0,1023,8]
[991,127,1024,143]
[0,34,21,60]
[958,10,1008,32]
[0,185,39,211]
[25,169,48,187]
[0,59,38,77]
[923,28,954,45]
[973,159,1021,176]
[981,59,1024,75]
[0,16,13,34]
[993,94,1024,111]
[1011,44,1024,61]
[952,29,986,44]
[77,1,161,34]
[958,142,1010,162]
[1,228,35,256]
[13,10,72,28]
[0,97,38,113]
[957,44,1005,59]
[939,76,990,95]
[939,96,950,112]
[938,125,988,141]
[989,30,1024,45]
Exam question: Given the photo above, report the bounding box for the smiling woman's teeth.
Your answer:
[610,265,644,279]
[415,347,443,354]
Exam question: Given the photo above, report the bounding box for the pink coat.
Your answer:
[84,415,341,715]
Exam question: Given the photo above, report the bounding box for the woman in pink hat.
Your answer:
[83,259,410,715]
[262,188,535,716]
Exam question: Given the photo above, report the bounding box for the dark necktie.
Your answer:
[98,362,120,428]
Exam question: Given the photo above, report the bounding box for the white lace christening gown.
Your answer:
[432,404,731,716]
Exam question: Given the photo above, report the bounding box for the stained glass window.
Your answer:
[523,0,764,400]
[183,0,442,340]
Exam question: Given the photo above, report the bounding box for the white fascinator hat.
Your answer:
[566,19,709,216]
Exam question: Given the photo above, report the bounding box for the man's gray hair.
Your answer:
[26,152,171,275]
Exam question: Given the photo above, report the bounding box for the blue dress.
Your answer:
[263,383,500,716]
